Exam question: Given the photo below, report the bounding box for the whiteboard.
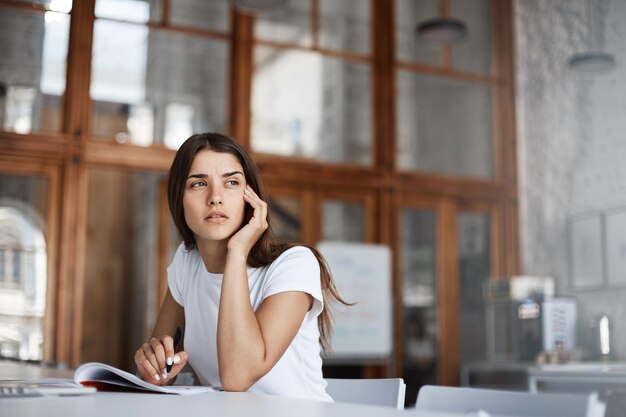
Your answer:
[317,241,393,359]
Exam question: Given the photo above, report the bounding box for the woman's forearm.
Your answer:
[217,251,267,391]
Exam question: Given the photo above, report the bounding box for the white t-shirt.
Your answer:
[168,244,332,402]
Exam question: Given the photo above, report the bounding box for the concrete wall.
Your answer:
[516,0,626,360]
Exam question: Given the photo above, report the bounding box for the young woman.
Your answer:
[134,132,347,401]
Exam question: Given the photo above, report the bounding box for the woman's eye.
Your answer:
[226,180,239,187]
[190,181,206,189]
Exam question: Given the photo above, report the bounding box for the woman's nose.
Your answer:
[208,196,222,206]
[207,187,223,206]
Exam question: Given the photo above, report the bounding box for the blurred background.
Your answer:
[1,0,626,407]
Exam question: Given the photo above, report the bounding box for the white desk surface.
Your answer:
[1,390,475,417]
[529,362,626,377]
[1,359,75,379]
[0,360,466,417]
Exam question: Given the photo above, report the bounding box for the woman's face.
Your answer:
[182,150,247,246]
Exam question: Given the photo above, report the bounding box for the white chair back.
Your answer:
[415,385,605,417]
[325,378,406,409]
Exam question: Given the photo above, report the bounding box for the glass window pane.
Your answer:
[170,0,230,32]
[0,173,49,361]
[401,208,437,405]
[458,212,490,362]
[322,200,364,242]
[0,8,69,134]
[450,0,491,74]
[396,71,493,178]
[91,22,229,146]
[95,0,160,24]
[396,0,440,66]
[268,195,301,243]
[254,0,312,47]
[401,209,437,309]
[319,0,370,55]
[83,168,165,368]
[252,46,371,165]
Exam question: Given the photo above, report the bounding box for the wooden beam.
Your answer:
[86,140,174,171]
[56,148,89,366]
[229,10,254,145]
[494,0,521,276]
[254,39,371,63]
[396,61,496,84]
[56,0,94,366]
[437,200,459,386]
[387,187,401,378]
[372,0,395,173]
[0,132,68,161]
[146,22,230,41]
[62,0,94,137]
[311,0,319,48]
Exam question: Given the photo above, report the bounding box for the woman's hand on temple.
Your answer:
[134,335,188,385]
[227,185,268,258]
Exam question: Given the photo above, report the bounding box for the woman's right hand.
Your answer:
[134,335,188,385]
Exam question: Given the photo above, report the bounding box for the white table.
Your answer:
[1,390,484,417]
[0,360,467,417]
[528,363,626,396]
[0,359,75,380]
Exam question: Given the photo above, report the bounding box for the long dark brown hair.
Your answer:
[168,132,349,351]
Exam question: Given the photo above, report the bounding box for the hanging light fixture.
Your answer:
[568,0,615,73]
[233,0,288,14]
[415,17,467,44]
[569,51,615,72]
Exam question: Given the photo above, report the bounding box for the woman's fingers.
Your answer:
[229,185,269,254]
[243,186,268,230]
[135,359,162,384]
[167,351,189,379]
[135,345,162,383]
[135,337,187,384]
[149,337,168,377]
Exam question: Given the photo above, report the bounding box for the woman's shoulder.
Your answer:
[266,245,319,274]
[261,244,323,299]
[274,245,316,262]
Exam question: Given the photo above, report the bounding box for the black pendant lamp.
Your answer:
[568,0,615,73]
[415,18,467,44]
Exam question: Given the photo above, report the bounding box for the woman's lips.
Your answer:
[205,212,228,223]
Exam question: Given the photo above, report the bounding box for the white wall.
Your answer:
[516,0,626,359]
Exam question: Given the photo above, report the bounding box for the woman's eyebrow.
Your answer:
[186,173,207,180]
[186,171,243,181]
[222,171,243,178]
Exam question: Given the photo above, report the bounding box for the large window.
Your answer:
[251,0,372,166]
[395,0,495,178]
[90,0,230,148]
[0,4,70,134]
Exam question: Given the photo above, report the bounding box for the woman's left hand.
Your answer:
[227,185,268,257]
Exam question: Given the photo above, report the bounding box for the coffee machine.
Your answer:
[484,276,556,361]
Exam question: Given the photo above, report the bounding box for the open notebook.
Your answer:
[73,362,215,395]
[1,362,214,396]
